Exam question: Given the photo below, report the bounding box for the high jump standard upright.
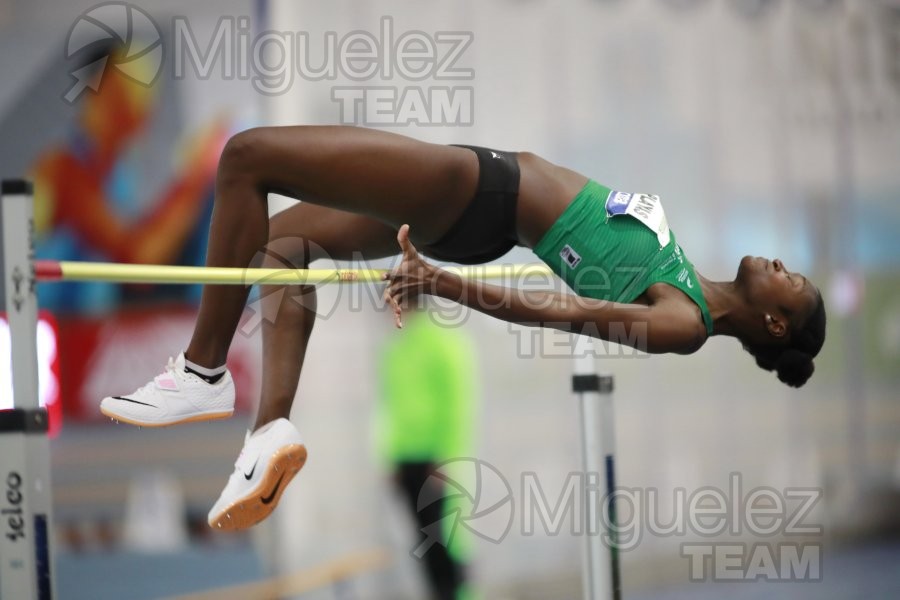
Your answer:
[0,179,55,599]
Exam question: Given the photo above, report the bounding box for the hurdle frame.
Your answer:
[1,179,55,599]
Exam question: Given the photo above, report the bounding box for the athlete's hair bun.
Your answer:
[773,349,814,388]
[745,292,826,389]
[750,347,814,388]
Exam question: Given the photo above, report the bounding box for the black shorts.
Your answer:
[423,145,520,265]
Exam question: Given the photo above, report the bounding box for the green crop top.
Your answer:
[533,180,714,336]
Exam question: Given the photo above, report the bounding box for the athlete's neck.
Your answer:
[697,274,750,338]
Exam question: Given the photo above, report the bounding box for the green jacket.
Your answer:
[376,314,476,464]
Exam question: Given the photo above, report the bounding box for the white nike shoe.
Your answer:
[100,353,235,427]
[207,418,307,531]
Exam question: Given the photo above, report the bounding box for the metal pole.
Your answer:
[573,335,620,600]
[1,179,55,600]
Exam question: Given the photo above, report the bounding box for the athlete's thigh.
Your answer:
[265,200,399,266]
[241,126,478,244]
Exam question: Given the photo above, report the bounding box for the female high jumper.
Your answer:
[101,126,826,530]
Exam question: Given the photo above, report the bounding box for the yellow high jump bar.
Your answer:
[34,259,553,286]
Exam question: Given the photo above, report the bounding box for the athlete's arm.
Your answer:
[384,225,703,355]
[429,271,701,354]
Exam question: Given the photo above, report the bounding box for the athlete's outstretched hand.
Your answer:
[383,224,438,328]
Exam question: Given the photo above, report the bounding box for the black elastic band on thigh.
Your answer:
[424,145,520,265]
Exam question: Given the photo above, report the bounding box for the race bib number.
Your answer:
[605,190,671,248]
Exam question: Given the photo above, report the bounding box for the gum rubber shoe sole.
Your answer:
[100,407,234,427]
[209,444,308,531]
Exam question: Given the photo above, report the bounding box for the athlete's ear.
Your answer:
[765,314,787,338]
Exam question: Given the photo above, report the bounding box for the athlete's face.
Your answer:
[736,256,820,342]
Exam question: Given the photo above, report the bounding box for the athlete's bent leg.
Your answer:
[208,204,398,530]
[253,202,398,430]
[186,125,478,370]
[102,126,478,427]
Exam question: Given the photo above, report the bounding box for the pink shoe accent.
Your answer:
[155,374,179,391]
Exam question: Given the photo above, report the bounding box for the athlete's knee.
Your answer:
[220,129,260,164]
[264,229,327,270]
[218,128,269,176]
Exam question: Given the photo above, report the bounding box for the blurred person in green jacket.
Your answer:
[376,307,477,600]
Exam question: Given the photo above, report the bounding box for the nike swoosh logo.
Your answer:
[261,473,286,505]
[112,396,156,407]
[243,459,258,481]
